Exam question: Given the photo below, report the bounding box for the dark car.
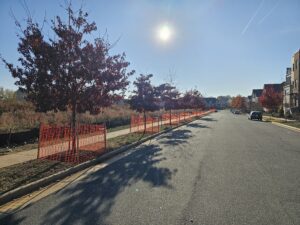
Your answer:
[232,109,241,114]
[248,111,262,121]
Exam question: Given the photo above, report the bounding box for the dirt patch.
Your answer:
[0,159,72,195]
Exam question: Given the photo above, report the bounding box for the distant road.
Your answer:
[2,110,300,225]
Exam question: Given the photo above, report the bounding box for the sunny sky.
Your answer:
[0,0,299,97]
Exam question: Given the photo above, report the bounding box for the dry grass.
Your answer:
[107,132,151,151]
[0,104,135,132]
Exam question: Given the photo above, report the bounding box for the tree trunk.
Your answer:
[7,128,12,147]
[169,109,172,126]
[143,110,146,132]
[70,103,77,161]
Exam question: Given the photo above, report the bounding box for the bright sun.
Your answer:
[157,24,172,42]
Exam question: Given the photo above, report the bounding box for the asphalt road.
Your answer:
[2,110,300,225]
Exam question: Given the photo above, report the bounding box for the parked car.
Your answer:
[230,109,241,114]
[248,111,262,121]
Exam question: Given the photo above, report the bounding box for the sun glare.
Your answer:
[157,24,172,43]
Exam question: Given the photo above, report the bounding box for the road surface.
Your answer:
[2,110,300,225]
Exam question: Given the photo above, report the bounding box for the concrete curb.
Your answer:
[271,121,300,133]
[262,116,296,122]
[0,113,213,206]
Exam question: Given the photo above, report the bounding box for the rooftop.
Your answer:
[263,83,283,93]
[252,89,263,97]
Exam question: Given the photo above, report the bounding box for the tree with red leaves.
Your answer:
[155,82,180,124]
[231,95,247,111]
[259,87,283,112]
[189,89,205,110]
[178,89,205,111]
[1,4,134,153]
[129,74,159,130]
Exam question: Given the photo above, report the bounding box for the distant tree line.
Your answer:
[230,87,283,114]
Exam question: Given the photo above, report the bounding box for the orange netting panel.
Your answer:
[38,124,106,164]
[161,113,180,126]
[130,115,160,133]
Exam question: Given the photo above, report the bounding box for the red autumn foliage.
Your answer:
[178,89,205,110]
[129,74,161,131]
[1,5,134,130]
[259,87,283,111]
[155,82,180,111]
[231,95,246,110]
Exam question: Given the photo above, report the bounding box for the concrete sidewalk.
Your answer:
[0,150,38,169]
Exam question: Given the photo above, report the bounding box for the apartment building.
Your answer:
[291,50,300,110]
[283,68,292,114]
[251,89,263,103]
[249,89,263,111]
[283,50,300,115]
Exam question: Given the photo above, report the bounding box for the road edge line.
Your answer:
[271,121,300,133]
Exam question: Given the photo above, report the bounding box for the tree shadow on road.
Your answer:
[44,144,175,225]
[199,117,217,122]
[157,129,193,146]
[185,123,210,129]
[0,214,25,225]
[2,143,177,225]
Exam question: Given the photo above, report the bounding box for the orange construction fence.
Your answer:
[161,113,180,126]
[38,123,106,164]
[131,109,216,133]
[160,109,215,125]
[179,112,194,122]
[130,115,160,133]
